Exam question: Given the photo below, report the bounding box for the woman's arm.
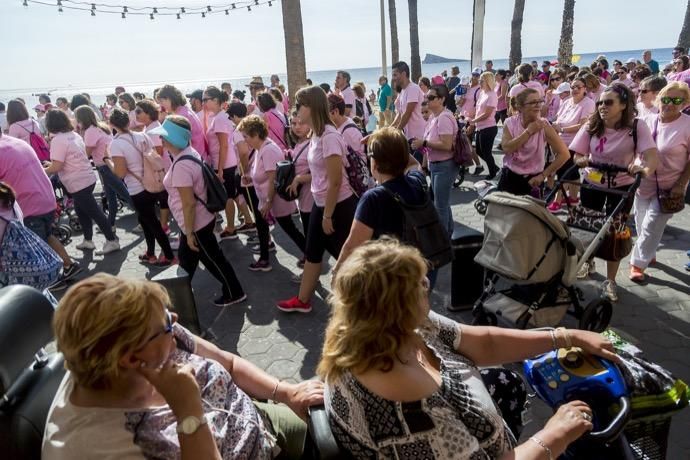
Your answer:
[322,154,344,235]
[471,107,494,124]
[85,146,95,158]
[543,124,570,175]
[43,160,64,175]
[500,125,531,154]
[236,141,250,175]
[260,170,277,218]
[405,154,422,172]
[424,133,454,152]
[216,132,229,180]
[111,157,128,179]
[631,147,659,177]
[671,160,690,197]
[556,116,589,134]
[332,220,374,276]
[178,187,198,251]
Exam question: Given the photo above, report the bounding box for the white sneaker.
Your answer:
[602,280,618,302]
[132,224,143,233]
[169,237,180,250]
[76,240,96,251]
[576,260,596,279]
[96,240,120,255]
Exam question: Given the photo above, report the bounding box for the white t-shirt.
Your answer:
[110,132,153,196]
[0,112,8,132]
[340,86,356,116]
[395,82,426,140]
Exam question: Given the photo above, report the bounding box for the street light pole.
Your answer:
[471,0,486,70]
[380,0,387,78]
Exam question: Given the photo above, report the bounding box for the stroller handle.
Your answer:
[587,161,631,174]
[584,395,632,443]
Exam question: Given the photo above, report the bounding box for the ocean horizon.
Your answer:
[1,46,675,107]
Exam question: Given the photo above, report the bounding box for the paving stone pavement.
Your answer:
[52,152,690,457]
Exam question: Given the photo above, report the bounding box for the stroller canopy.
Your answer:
[475,192,577,284]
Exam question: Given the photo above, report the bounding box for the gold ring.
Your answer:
[581,412,592,422]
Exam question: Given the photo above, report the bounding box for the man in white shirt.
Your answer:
[390,61,426,141]
[334,70,355,117]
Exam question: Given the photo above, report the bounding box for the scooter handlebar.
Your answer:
[584,395,632,443]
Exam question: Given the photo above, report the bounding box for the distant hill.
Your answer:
[423,54,469,64]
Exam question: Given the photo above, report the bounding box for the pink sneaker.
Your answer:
[629,265,645,283]
[547,201,562,213]
[276,296,312,313]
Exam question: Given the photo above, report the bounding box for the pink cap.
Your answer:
[33,104,46,112]
[431,75,445,85]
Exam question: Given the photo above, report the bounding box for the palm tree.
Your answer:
[389,0,400,64]
[557,0,576,65]
[281,0,307,105]
[678,0,690,54]
[408,0,421,82]
[509,0,526,72]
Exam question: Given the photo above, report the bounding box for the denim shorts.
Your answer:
[23,211,56,242]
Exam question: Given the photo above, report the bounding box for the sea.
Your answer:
[0,47,675,107]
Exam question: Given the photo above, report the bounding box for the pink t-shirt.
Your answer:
[508,81,545,99]
[49,131,96,194]
[128,110,144,130]
[207,111,238,171]
[337,118,365,162]
[291,140,314,213]
[555,96,596,146]
[617,77,633,88]
[8,118,42,145]
[545,93,561,122]
[145,121,172,171]
[503,115,547,175]
[83,125,112,167]
[569,119,657,187]
[264,109,289,151]
[164,147,215,234]
[668,69,690,85]
[587,84,605,103]
[340,86,356,116]
[638,113,690,198]
[396,82,426,140]
[252,139,296,218]
[175,106,207,161]
[0,134,55,217]
[308,125,353,207]
[495,81,508,112]
[110,132,152,196]
[636,102,658,118]
[461,85,481,119]
[475,90,498,130]
[424,109,457,162]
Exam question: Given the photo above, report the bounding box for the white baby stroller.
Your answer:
[471,162,642,332]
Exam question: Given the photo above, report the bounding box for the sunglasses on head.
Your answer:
[596,99,616,107]
[660,96,685,105]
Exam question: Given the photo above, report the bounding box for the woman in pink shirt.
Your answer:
[42,109,119,255]
[584,73,606,103]
[238,116,306,272]
[328,94,364,163]
[257,92,290,152]
[277,86,357,314]
[467,72,500,179]
[630,82,690,282]
[411,84,457,236]
[6,99,43,146]
[286,112,314,252]
[500,89,569,196]
[118,93,144,132]
[75,105,133,229]
[542,71,566,122]
[157,85,207,163]
[570,83,658,301]
[152,115,246,307]
[508,64,545,115]
[494,70,509,124]
[636,76,666,118]
[203,86,239,240]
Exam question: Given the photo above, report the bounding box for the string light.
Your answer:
[23,0,28,5]
[247,5,251,12]
[225,9,228,15]
[149,12,153,19]
[152,7,157,13]
[201,11,205,18]
[207,5,212,12]
[180,7,185,13]
[176,13,180,19]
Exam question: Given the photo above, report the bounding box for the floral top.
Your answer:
[42,324,277,459]
[325,311,516,459]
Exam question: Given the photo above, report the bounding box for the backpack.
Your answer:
[381,179,453,269]
[173,155,228,213]
[340,125,372,197]
[355,99,372,121]
[18,123,50,162]
[268,111,294,150]
[0,216,61,290]
[453,118,473,166]
[121,134,166,193]
[275,143,309,202]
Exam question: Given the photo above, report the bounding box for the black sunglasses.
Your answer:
[426,95,439,101]
[596,99,616,107]
[139,309,173,349]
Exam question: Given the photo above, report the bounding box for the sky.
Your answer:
[0,0,686,91]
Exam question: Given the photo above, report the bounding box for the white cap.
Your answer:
[626,58,637,64]
[553,82,571,94]
[472,67,482,75]
[460,76,471,85]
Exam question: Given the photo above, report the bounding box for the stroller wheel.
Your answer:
[53,224,72,245]
[69,217,82,233]
[474,199,488,215]
[579,298,613,332]
[472,311,497,326]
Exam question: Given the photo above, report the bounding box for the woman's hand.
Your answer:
[574,156,589,168]
[410,138,424,150]
[281,380,325,421]
[570,330,620,363]
[241,174,252,187]
[526,119,548,135]
[137,361,203,419]
[286,176,301,197]
[322,216,335,235]
[260,201,272,219]
[216,170,224,182]
[187,234,200,252]
[628,163,646,177]
[528,173,545,188]
[538,400,594,453]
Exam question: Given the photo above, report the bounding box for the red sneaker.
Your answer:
[567,196,580,205]
[276,295,312,313]
[547,201,562,213]
[156,254,179,267]
[629,265,645,283]
[138,253,158,264]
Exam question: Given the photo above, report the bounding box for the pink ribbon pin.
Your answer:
[595,137,608,154]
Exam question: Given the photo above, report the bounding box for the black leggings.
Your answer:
[304,196,358,264]
[241,186,271,261]
[497,167,539,196]
[300,211,311,242]
[276,215,306,253]
[179,219,244,300]
[475,126,499,174]
[71,183,115,241]
[131,190,174,259]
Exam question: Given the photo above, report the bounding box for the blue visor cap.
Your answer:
[147,118,192,150]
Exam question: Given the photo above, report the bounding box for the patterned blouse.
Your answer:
[324,311,516,459]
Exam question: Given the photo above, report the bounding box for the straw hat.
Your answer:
[246,76,265,88]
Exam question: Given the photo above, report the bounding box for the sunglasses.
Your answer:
[139,309,173,349]
[639,89,651,94]
[524,99,545,106]
[617,71,627,75]
[134,107,143,114]
[551,76,562,82]
[660,96,685,105]
[571,84,585,90]
[426,95,439,101]
[596,99,616,107]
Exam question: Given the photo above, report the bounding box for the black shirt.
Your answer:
[355,170,427,239]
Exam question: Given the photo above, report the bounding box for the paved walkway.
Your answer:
[53,159,690,457]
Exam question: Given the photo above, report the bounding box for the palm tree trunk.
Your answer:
[389,0,400,64]
[281,0,307,106]
[678,0,690,54]
[408,0,421,82]
[509,0,526,72]
[557,0,576,65]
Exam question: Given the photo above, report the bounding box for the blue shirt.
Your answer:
[646,59,659,74]
[378,83,393,112]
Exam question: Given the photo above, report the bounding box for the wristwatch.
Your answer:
[176,414,208,435]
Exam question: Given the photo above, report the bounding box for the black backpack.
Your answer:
[381,179,453,269]
[275,143,309,202]
[173,155,228,213]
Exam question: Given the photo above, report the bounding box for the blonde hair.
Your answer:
[657,81,690,106]
[317,238,429,383]
[295,85,333,137]
[480,71,496,91]
[53,273,170,390]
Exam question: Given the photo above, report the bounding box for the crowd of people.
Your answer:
[0,46,689,459]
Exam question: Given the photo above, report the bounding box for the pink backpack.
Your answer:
[19,123,50,162]
[122,134,166,193]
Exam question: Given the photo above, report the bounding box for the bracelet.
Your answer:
[530,436,553,460]
[549,330,558,350]
[322,215,332,220]
[271,380,281,402]
[557,327,572,348]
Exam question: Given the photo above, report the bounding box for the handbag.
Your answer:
[655,174,685,214]
[596,218,633,262]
